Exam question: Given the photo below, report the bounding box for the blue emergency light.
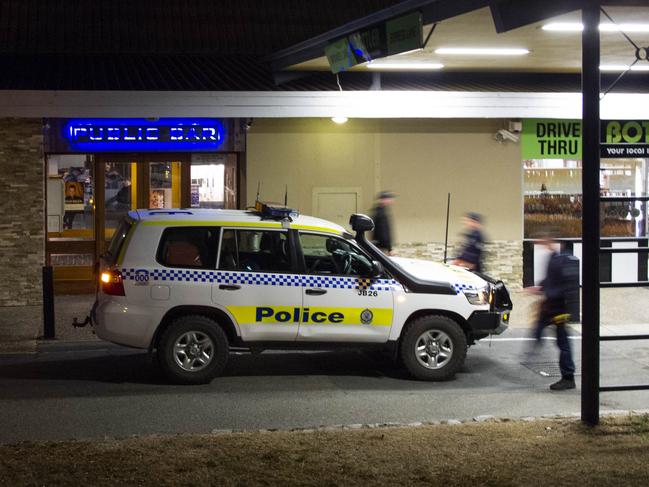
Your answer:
[255,201,299,220]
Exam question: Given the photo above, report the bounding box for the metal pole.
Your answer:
[42,265,55,339]
[581,3,601,426]
[443,193,450,264]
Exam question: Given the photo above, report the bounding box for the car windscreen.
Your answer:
[104,218,133,266]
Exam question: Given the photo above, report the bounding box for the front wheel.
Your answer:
[400,315,467,381]
[158,315,229,384]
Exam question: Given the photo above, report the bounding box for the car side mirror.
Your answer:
[369,260,384,278]
[350,213,374,234]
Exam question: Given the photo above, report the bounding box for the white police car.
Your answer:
[93,205,512,384]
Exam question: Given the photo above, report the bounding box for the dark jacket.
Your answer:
[457,228,484,272]
[538,251,570,318]
[372,205,392,251]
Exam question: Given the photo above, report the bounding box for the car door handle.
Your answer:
[306,288,327,296]
[219,284,241,291]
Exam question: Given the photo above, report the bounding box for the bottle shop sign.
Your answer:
[61,118,226,152]
[523,119,649,159]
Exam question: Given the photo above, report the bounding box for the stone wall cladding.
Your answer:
[394,240,523,290]
[0,118,44,306]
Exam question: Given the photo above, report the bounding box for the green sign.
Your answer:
[386,11,423,56]
[523,119,649,159]
[602,120,649,157]
[522,119,582,159]
[324,11,423,74]
[324,38,354,75]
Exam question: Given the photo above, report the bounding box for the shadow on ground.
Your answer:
[0,348,501,400]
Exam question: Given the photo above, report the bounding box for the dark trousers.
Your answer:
[534,299,576,379]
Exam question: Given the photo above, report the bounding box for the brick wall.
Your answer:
[0,118,44,306]
[394,240,523,290]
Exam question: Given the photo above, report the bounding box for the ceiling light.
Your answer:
[543,22,649,33]
[331,116,348,124]
[434,47,529,56]
[542,22,585,31]
[600,64,649,71]
[366,62,444,70]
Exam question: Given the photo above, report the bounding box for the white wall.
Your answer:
[247,118,523,245]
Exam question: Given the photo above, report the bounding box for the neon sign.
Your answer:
[63,118,226,151]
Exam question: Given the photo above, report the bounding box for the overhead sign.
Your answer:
[62,118,226,152]
[522,119,582,159]
[523,119,649,159]
[324,11,422,74]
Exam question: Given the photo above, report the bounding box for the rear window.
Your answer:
[105,218,133,266]
[157,227,219,269]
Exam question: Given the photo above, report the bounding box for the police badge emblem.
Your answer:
[360,309,373,324]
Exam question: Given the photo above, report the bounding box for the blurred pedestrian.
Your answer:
[452,212,485,272]
[372,191,396,255]
[526,233,577,391]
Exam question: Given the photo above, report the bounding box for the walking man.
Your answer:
[529,234,577,391]
[452,212,485,272]
[372,191,395,254]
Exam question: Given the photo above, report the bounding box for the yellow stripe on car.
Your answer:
[226,305,393,326]
[141,220,342,235]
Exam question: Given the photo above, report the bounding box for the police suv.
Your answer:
[94,205,512,384]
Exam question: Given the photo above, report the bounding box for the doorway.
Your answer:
[97,154,190,251]
[47,152,240,293]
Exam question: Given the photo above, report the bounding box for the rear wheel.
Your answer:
[400,315,467,381]
[158,315,229,384]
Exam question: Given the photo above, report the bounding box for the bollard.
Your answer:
[42,266,55,339]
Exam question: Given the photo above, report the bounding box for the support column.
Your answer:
[581,2,601,426]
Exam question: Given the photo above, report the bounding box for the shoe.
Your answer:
[550,378,576,391]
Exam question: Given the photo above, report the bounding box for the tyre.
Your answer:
[158,315,229,384]
[399,315,467,381]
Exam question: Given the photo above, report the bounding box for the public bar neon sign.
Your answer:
[63,118,226,151]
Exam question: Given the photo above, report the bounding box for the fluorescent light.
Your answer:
[434,47,529,56]
[600,64,649,71]
[542,22,584,31]
[366,62,444,70]
[331,116,348,124]
[543,22,649,33]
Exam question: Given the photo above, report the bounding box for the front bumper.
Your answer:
[467,310,510,336]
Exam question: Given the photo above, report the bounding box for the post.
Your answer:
[443,193,451,263]
[42,266,56,339]
[581,3,601,426]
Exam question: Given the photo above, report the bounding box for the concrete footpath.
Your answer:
[1,287,649,352]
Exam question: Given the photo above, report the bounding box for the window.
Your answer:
[157,227,219,269]
[104,218,133,266]
[47,154,94,239]
[218,230,291,272]
[299,233,374,276]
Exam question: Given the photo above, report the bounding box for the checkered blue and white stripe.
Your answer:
[452,283,477,293]
[121,268,403,292]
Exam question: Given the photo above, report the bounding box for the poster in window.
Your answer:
[64,181,85,211]
[150,189,166,209]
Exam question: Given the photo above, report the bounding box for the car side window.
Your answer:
[157,227,219,269]
[299,233,374,276]
[218,229,291,272]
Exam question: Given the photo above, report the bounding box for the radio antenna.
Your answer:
[284,185,288,206]
[443,193,451,264]
[256,181,261,202]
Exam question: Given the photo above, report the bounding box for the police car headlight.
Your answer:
[464,285,490,306]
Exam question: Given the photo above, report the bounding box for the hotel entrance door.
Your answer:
[98,154,190,254]
[47,154,190,293]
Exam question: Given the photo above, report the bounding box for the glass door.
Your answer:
[104,161,135,240]
[97,154,190,259]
